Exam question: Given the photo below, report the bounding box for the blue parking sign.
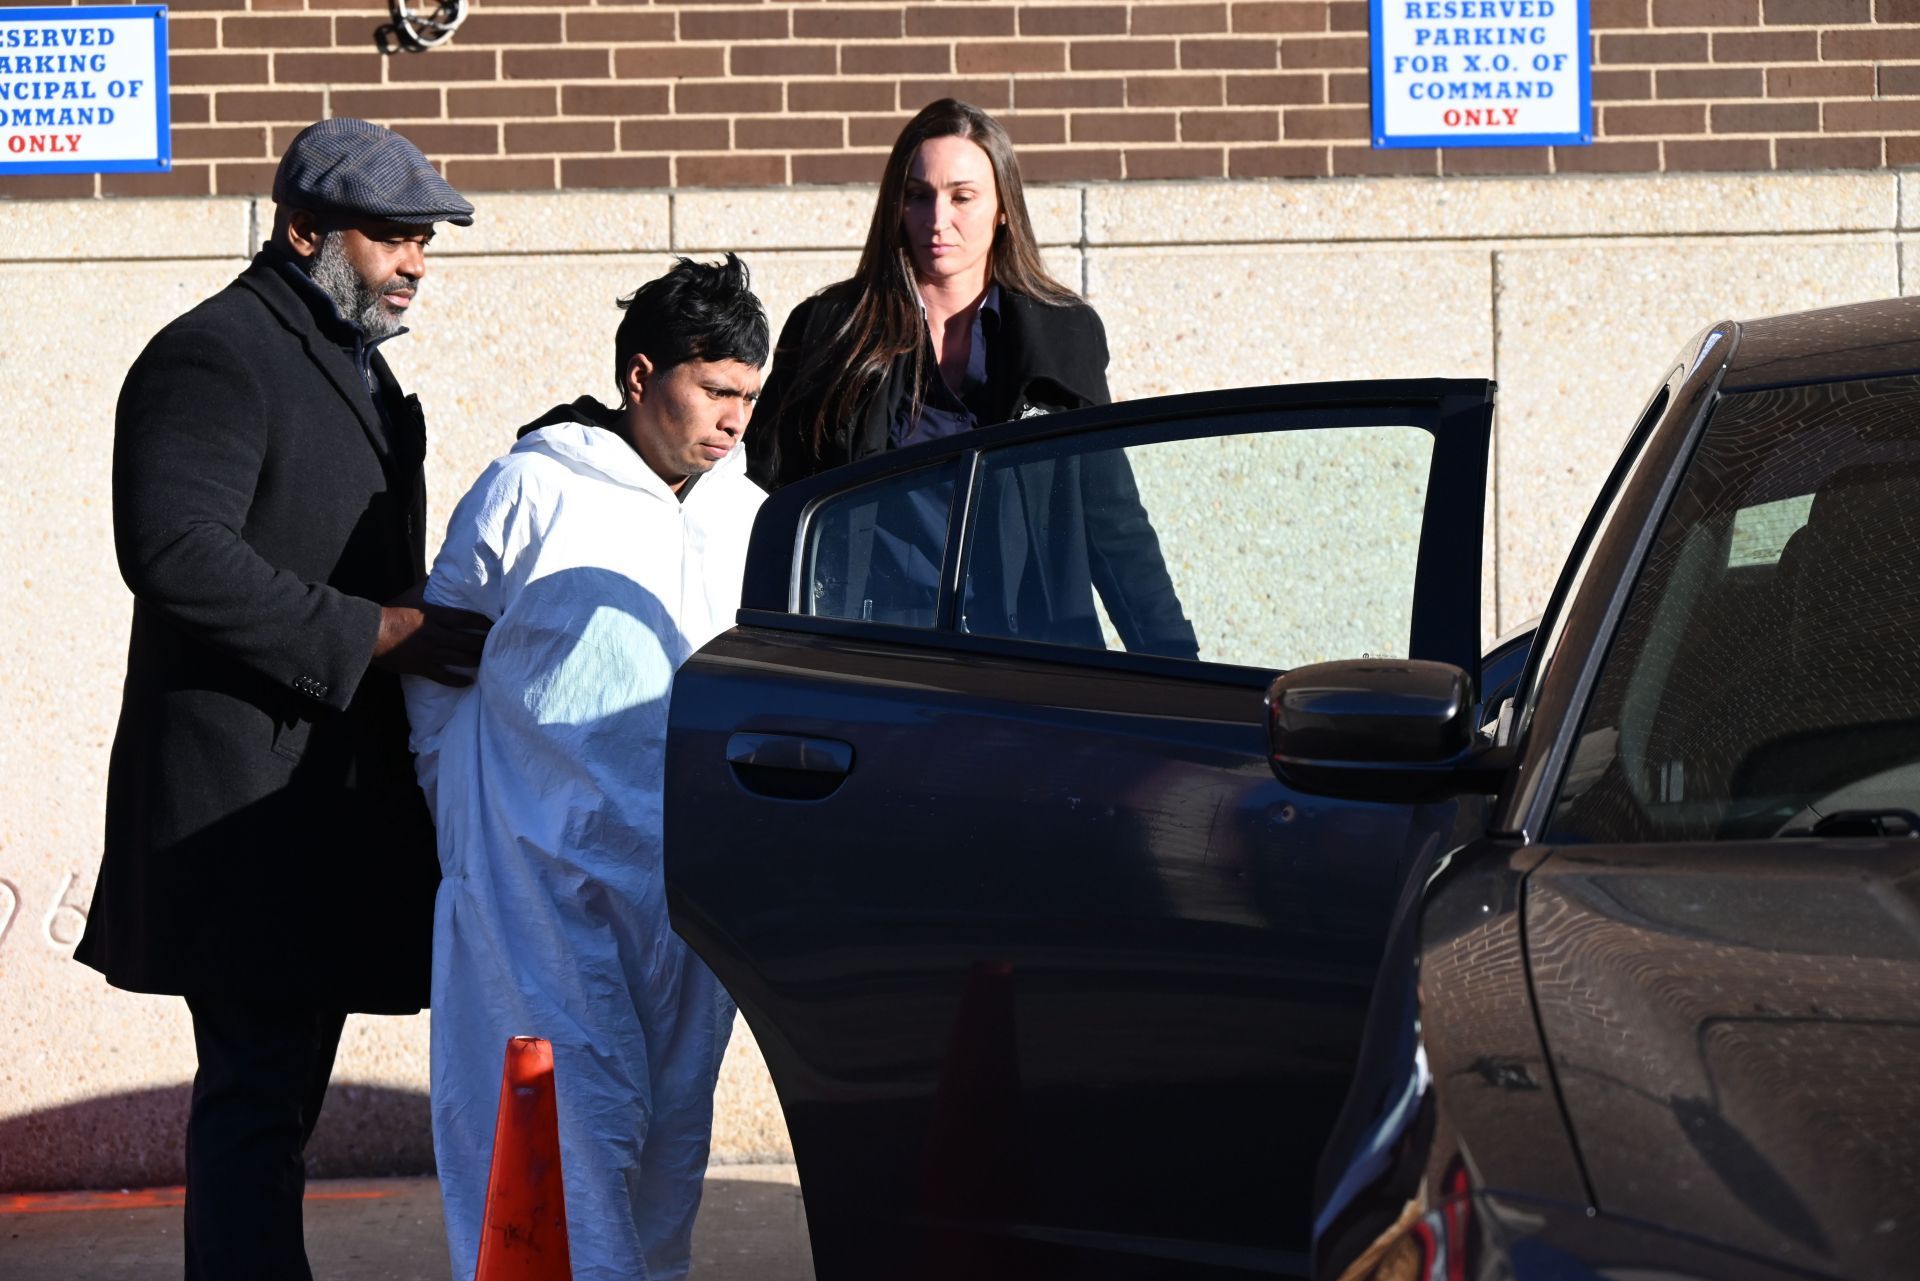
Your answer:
[1372,0,1592,149]
[0,5,171,175]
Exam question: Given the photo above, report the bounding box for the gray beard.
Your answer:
[310,232,405,339]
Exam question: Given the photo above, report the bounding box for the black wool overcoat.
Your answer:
[74,251,440,1013]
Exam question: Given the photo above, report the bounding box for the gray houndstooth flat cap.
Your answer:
[273,118,474,227]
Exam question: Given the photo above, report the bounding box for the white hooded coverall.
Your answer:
[405,411,764,1281]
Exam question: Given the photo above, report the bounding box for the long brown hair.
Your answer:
[799,99,1081,460]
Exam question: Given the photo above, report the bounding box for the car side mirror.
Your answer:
[1265,659,1512,802]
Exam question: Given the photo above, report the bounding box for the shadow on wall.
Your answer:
[0,1084,434,1193]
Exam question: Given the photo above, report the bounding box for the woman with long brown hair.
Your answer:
[750,98,1196,658]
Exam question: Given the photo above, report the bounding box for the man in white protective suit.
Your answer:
[404,254,769,1281]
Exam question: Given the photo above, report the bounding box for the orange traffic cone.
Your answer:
[475,1036,573,1281]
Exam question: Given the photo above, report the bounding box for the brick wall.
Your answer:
[5,0,1920,199]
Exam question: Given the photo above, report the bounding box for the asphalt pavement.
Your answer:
[0,1164,813,1281]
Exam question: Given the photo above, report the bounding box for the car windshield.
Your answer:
[1549,375,1920,843]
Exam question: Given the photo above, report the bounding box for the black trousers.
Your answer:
[183,994,347,1281]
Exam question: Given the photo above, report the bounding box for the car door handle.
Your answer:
[725,733,854,775]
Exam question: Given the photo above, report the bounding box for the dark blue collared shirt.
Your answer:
[890,283,1000,449]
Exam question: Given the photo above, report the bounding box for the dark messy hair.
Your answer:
[614,253,770,404]
[797,99,1078,459]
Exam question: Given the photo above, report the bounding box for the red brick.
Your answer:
[617,47,728,80]
[1714,29,1816,58]
[1775,135,1881,168]
[1553,140,1661,171]
[221,15,332,47]
[790,79,898,112]
[1225,72,1323,104]
[1280,35,1366,68]
[1228,144,1328,176]
[803,6,908,37]
[457,12,563,43]
[449,87,560,118]
[1020,147,1124,180]
[1071,38,1178,70]
[171,93,212,126]
[732,43,839,75]
[330,88,442,119]
[1126,146,1224,177]
[0,173,96,197]
[1182,37,1278,68]
[1822,28,1920,59]
[215,91,325,122]
[1592,0,1649,25]
[388,49,498,83]
[168,17,219,50]
[1064,109,1173,143]
[1884,0,1920,17]
[506,121,614,154]
[394,123,502,156]
[1663,138,1770,169]
[957,40,1067,72]
[1601,32,1710,61]
[843,43,953,74]
[1763,0,1871,20]
[794,151,891,184]
[1133,73,1229,106]
[1604,102,1706,133]
[562,156,672,189]
[1657,67,1763,96]
[1443,147,1553,175]
[446,157,557,191]
[170,54,270,87]
[1018,5,1127,35]
[164,0,244,10]
[213,162,279,195]
[274,52,382,85]
[1328,72,1366,103]
[565,12,677,42]
[1134,4,1231,34]
[904,4,1011,36]
[734,116,847,149]
[1284,105,1366,138]
[1768,64,1873,97]
[1001,112,1069,144]
[678,80,783,113]
[623,118,731,151]
[503,49,612,80]
[1711,101,1817,131]
[1330,145,1438,175]
[560,84,672,117]
[1016,77,1127,108]
[1651,0,1757,22]
[901,77,1014,109]
[103,166,213,196]
[1885,136,1920,166]
[677,154,787,186]
[1232,1,1328,31]
[1182,107,1280,140]
[170,127,271,161]
[1329,2,1369,30]
[1824,99,1920,131]
[680,8,790,40]
[1594,69,1653,99]
[1883,65,1920,96]
[849,114,913,147]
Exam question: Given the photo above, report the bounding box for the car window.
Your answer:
[1549,376,1920,843]
[959,424,1434,669]
[803,463,955,628]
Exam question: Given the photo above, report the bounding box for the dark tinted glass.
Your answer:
[803,464,954,628]
[1550,377,1920,843]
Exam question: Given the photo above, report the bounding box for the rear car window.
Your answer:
[1549,376,1920,843]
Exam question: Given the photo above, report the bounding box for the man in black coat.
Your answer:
[74,118,490,1281]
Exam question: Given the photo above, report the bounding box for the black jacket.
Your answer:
[749,285,1198,659]
[75,250,439,1013]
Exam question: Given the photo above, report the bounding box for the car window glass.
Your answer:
[1549,376,1920,843]
[960,424,1434,670]
[803,464,954,628]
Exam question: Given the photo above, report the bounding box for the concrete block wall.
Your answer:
[1,169,1913,1190]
